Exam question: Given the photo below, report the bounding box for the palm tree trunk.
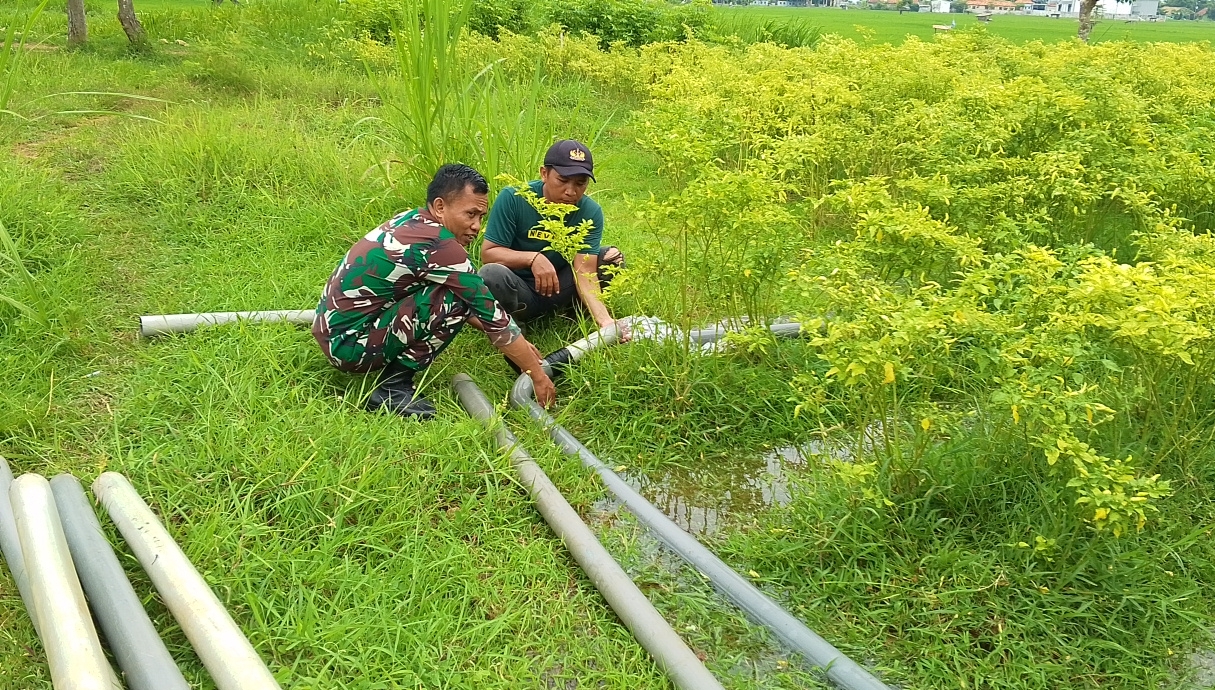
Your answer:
[66,0,87,47]
[117,0,145,44]
[1078,0,1099,42]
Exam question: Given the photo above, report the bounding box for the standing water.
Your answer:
[620,446,807,536]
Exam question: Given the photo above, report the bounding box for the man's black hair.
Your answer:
[426,164,489,206]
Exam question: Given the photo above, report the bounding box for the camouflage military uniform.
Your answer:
[313,208,520,373]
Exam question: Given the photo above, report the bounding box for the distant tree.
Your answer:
[66,0,86,46]
[117,0,145,43]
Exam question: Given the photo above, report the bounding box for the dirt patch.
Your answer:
[11,143,38,160]
[9,124,82,163]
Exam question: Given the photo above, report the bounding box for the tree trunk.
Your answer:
[117,0,145,44]
[1078,0,1099,42]
[66,0,87,47]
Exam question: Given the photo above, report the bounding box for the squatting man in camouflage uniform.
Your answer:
[313,164,556,419]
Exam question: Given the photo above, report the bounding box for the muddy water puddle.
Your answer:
[618,441,849,536]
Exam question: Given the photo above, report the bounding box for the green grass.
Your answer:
[726,5,1215,44]
[4,2,1215,689]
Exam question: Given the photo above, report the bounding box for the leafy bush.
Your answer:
[594,34,1215,542]
[546,0,692,48]
[468,0,536,40]
[339,0,398,44]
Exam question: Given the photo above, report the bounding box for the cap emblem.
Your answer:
[568,149,586,162]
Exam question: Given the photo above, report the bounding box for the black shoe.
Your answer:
[365,363,436,420]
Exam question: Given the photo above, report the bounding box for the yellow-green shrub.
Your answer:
[605,33,1215,534]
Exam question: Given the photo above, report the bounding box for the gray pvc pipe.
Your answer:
[93,472,281,690]
[139,310,315,338]
[50,474,191,690]
[688,321,805,344]
[0,456,39,637]
[10,474,116,690]
[454,374,726,690]
[511,323,891,690]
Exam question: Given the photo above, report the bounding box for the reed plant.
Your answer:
[358,0,559,194]
[0,220,49,330]
[709,10,822,48]
[0,0,48,117]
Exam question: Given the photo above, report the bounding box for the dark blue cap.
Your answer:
[543,139,595,181]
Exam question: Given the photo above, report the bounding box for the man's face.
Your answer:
[540,166,591,206]
[430,186,488,247]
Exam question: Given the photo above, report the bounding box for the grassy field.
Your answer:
[728,5,1215,43]
[4,1,1215,690]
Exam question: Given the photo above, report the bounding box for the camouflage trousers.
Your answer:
[314,284,469,374]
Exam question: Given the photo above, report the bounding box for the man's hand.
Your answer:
[615,318,631,343]
[531,370,556,408]
[499,335,556,406]
[531,253,560,298]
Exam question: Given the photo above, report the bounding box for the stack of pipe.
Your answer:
[6,468,116,689]
[0,457,279,690]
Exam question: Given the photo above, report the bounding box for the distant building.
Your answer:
[966,0,1024,12]
[1100,0,1159,17]
[1024,0,1157,15]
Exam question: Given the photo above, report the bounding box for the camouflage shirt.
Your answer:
[317,208,520,349]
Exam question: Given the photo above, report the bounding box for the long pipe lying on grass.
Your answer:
[454,374,727,690]
[511,322,892,690]
[93,472,282,690]
[10,474,116,690]
[139,310,315,338]
[51,474,191,690]
[0,457,40,637]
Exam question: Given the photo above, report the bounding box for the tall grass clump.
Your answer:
[709,10,822,48]
[356,0,562,193]
[0,220,49,330]
[0,0,49,116]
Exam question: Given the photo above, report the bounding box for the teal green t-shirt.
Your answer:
[483,180,604,279]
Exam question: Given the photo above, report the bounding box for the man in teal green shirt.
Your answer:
[479,140,627,337]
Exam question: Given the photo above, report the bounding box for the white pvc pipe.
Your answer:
[139,310,315,338]
[0,457,39,636]
[10,474,115,690]
[51,474,190,690]
[92,473,281,690]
